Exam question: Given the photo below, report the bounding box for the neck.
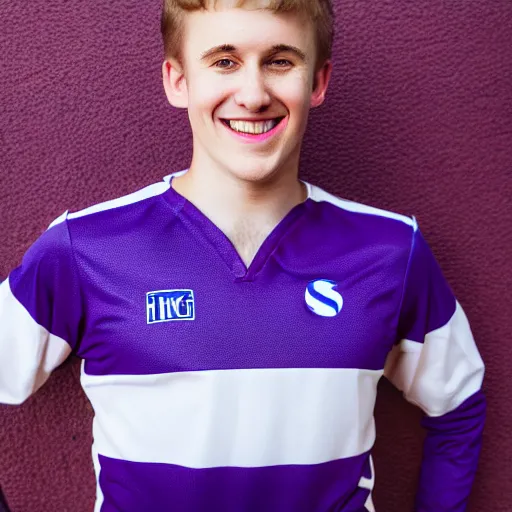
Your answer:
[171,162,307,267]
[172,162,307,227]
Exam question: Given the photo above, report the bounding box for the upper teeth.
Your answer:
[228,119,279,135]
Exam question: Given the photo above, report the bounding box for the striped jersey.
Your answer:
[0,172,486,511]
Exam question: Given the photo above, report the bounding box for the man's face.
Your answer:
[164,7,331,184]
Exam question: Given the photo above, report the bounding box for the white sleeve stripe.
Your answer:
[67,180,170,221]
[46,174,190,231]
[0,279,72,404]
[397,301,474,353]
[396,339,424,352]
[162,169,189,184]
[384,302,484,417]
[47,210,69,230]
[307,183,415,227]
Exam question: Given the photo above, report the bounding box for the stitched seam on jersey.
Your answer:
[244,203,310,282]
[64,215,87,357]
[394,223,416,347]
[159,183,187,216]
[158,179,244,277]
[173,198,241,277]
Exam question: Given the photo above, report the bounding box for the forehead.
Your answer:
[182,8,315,58]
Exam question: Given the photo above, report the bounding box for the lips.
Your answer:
[220,117,286,135]
[218,116,288,145]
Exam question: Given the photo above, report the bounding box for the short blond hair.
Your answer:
[161,0,334,70]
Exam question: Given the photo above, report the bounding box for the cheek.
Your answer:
[272,75,312,114]
[277,89,311,126]
[188,73,232,117]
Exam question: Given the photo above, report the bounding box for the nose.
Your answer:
[233,66,271,112]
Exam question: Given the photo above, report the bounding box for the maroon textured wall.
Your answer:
[1,1,510,510]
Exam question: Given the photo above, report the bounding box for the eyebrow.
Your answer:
[199,44,307,62]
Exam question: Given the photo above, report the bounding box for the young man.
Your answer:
[0,0,485,510]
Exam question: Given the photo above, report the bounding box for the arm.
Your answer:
[0,213,83,404]
[384,224,485,511]
[0,486,10,512]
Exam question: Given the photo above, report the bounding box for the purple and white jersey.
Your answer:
[0,172,485,511]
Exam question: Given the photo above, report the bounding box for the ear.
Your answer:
[162,58,188,109]
[310,60,333,108]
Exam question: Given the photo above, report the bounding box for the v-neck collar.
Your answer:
[162,174,312,282]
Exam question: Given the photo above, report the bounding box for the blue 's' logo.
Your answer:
[305,279,343,317]
[146,289,195,324]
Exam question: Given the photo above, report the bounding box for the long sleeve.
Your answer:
[0,213,83,404]
[0,486,10,512]
[384,223,486,511]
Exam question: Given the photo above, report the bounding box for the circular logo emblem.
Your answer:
[305,279,343,317]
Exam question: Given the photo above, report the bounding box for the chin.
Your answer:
[221,155,290,184]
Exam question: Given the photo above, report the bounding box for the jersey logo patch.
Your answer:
[305,280,343,317]
[146,290,195,323]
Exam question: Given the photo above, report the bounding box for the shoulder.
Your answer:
[305,181,417,250]
[47,175,176,232]
[306,182,416,229]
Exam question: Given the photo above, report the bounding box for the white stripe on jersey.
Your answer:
[91,436,105,512]
[49,174,411,230]
[68,180,170,221]
[384,301,485,417]
[0,279,72,404]
[308,184,416,228]
[47,179,173,231]
[358,455,376,512]
[82,366,382,469]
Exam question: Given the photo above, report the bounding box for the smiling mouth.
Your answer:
[221,117,286,135]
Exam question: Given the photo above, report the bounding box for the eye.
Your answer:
[214,58,237,70]
[269,59,293,68]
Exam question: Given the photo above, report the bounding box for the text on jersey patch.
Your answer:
[146,290,195,323]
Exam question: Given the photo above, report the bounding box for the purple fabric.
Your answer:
[361,456,372,480]
[8,219,83,351]
[1,1,504,510]
[397,227,456,344]
[97,452,372,512]
[4,173,481,512]
[416,390,486,511]
[54,183,421,376]
[179,190,307,281]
